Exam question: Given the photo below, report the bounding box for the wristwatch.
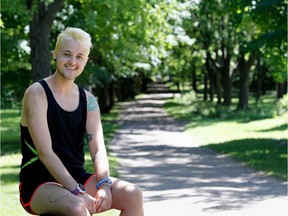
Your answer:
[71,183,86,196]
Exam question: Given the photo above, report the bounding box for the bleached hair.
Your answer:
[55,27,92,54]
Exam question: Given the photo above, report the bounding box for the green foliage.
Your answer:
[165,91,285,121]
[1,0,31,108]
[2,0,286,109]
[206,139,287,180]
[248,0,287,83]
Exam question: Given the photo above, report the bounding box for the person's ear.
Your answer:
[52,50,56,61]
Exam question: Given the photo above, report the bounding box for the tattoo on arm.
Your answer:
[87,95,99,111]
[92,154,96,162]
[92,152,97,163]
[87,133,93,143]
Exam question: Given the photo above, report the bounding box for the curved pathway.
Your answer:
[110,93,287,216]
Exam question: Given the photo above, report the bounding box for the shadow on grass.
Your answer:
[204,138,287,180]
[0,163,20,185]
[1,141,21,156]
[257,123,287,132]
[1,172,19,185]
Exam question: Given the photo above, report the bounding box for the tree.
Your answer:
[236,51,258,109]
[2,0,286,111]
[247,0,287,99]
[27,0,66,81]
[1,0,31,107]
[191,0,238,106]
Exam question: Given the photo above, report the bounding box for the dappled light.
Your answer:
[1,0,287,215]
[110,91,287,215]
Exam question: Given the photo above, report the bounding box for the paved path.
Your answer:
[110,93,288,216]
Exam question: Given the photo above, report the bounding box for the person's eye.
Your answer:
[77,56,84,61]
[63,53,71,57]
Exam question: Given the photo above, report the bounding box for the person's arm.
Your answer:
[85,92,112,211]
[22,83,78,192]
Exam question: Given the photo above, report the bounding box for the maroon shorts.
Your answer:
[19,173,94,214]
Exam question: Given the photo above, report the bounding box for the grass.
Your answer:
[164,92,288,180]
[206,139,286,179]
[1,91,287,214]
[0,107,121,216]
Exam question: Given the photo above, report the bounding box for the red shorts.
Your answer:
[19,173,94,215]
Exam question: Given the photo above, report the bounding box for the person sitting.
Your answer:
[19,27,144,216]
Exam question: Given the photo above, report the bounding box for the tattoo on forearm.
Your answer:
[48,189,69,203]
[92,153,97,163]
[87,133,93,143]
[87,95,99,111]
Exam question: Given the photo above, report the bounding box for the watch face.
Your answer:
[79,184,86,192]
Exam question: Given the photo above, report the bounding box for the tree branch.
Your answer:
[43,0,66,25]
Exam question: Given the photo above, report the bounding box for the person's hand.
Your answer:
[78,193,97,215]
[95,185,112,213]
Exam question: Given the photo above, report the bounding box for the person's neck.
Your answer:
[46,73,76,95]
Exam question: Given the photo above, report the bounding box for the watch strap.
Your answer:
[71,184,86,195]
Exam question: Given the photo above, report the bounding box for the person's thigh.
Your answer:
[30,182,86,215]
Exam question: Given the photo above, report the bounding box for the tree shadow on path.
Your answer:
[110,93,287,214]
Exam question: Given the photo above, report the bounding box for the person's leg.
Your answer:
[85,176,144,216]
[30,182,90,216]
[110,177,144,216]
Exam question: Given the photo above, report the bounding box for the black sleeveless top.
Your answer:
[20,80,87,181]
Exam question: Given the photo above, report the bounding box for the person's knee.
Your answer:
[125,184,143,204]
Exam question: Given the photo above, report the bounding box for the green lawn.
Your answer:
[0,108,120,216]
[164,93,288,180]
[1,93,287,215]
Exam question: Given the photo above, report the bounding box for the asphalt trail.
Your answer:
[110,93,287,216]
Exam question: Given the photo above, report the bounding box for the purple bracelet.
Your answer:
[96,178,112,189]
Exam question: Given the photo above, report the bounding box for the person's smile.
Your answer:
[65,63,78,72]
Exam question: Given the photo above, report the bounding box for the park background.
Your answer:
[1,0,287,215]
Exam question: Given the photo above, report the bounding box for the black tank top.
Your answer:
[20,80,87,180]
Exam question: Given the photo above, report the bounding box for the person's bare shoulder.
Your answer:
[84,90,99,112]
[21,82,47,125]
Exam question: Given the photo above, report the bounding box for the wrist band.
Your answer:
[96,178,112,189]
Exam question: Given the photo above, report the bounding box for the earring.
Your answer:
[54,59,56,62]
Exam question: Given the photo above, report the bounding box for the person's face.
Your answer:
[54,39,89,80]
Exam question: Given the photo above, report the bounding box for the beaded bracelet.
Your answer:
[96,178,112,189]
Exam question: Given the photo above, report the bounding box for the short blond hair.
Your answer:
[55,27,92,54]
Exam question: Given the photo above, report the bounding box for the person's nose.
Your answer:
[68,56,77,65]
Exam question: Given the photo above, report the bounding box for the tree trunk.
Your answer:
[215,71,222,104]
[276,82,286,99]
[94,84,111,113]
[203,71,208,101]
[237,55,249,109]
[205,51,215,102]
[237,52,257,110]
[191,66,197,93]
[109,81,115,108]
[255,56,267,102]
[28,0,66,82]
[222,54,232,106]
[218,39,233,107]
